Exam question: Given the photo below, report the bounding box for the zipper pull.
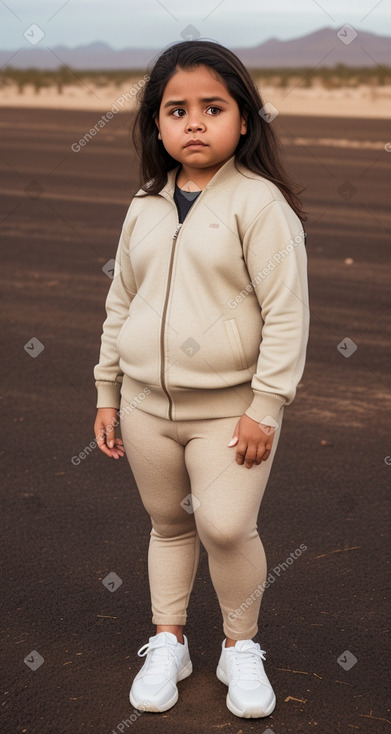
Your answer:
[173,223,183,240]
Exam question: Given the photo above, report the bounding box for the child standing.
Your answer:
[93,40,309,719]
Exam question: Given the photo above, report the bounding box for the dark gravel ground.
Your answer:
[0,107,390,734]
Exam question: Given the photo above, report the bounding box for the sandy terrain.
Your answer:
[1,108,389,734]
[1,79,390,118]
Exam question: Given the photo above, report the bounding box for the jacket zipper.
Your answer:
[160,222,183,420]
[159,181,206,420]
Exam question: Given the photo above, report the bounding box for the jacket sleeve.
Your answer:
[241,199,310,426]
[93,209,137,409]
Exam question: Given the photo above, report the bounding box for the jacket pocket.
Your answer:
[224,319,249,371]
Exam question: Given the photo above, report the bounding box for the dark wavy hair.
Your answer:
[131,39,308,222]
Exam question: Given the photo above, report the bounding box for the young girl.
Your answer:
[93,40,309,720]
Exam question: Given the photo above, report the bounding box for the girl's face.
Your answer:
[155,64,247,184]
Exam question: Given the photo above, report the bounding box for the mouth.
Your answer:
[184,141,208,148]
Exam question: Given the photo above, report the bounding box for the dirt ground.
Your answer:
[0,107,390,733]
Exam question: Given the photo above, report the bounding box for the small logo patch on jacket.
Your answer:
[209,223,220,228]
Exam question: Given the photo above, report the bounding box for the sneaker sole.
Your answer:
[129,659,193,713]
[216,664,276,718]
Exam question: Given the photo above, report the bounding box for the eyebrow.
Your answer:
[163,96,230,109]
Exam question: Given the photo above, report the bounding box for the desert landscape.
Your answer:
[1,104,389,733]
[1,68,390,118]
[1,23,390,732]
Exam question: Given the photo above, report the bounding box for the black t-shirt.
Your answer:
[174,184,202,223]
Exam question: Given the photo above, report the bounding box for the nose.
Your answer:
[186,119,205,132]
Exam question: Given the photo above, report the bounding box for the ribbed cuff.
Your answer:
[244,391,285,425]
[223,619,259,640]
[95,380,122,409]
[151,613,188,625]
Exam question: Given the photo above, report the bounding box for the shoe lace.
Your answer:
[137,639,179,676]
[233,647,267,682]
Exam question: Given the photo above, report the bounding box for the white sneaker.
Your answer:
[216,638,276,718]
[129,631,192,712]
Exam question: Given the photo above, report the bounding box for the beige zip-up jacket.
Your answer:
[94,154,310,425]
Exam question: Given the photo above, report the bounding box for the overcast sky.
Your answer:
[1,0,390,49]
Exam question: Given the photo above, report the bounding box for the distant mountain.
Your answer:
[1,27,390,70]
[233,27,391,67]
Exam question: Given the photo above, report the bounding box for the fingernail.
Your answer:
[108,440,114,448]
[227,437,238,447]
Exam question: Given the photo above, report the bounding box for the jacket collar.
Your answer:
[159,154,244,201]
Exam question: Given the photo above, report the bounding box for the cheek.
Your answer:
[163,128,178,144]
[219,115,241,131]
[161,120,177,135]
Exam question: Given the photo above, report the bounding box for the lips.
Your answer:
[184,140,207,148]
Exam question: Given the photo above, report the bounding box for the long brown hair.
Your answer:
[131,40,308,223]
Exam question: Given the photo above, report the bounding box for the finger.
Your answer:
[100,442,125,459]
[254,443,267,464]
[94,419,122,458]
[105,421,115,449]
[113,443,125,456]
[107,434,125,457]
[261,448,271,462]
[95,425,107,451]
[228,436,238,447]
[235,442,248,465]
[227,418,240,448]
[111,434,126,456]
[256,440,272,462]
[244,449,257,469]
[95,424,115,457]
[228,420,240,447]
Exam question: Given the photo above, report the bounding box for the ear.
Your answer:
[154,117,162,140]
[240,110,248,135]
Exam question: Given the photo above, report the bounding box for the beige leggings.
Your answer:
[119,395,284,640]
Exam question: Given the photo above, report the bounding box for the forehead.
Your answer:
[162,65,229,97]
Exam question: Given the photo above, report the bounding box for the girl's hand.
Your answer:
[94,408,125,460]
[228,414,275,468]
